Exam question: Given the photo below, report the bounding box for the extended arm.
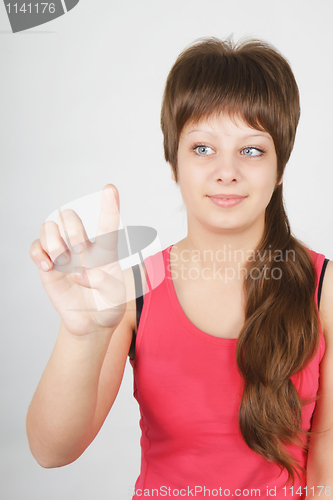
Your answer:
[26,184,138,467]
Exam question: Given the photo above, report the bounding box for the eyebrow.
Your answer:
[186,129,272,140]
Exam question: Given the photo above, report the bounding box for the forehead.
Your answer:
[181,112,272,140]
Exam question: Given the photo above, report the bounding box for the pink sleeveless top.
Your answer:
[130,246,326,499]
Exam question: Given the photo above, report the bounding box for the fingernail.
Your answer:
[40,261,49,271]
[72,266,86,277]
[72,243,84,254]
[54,253,70,266]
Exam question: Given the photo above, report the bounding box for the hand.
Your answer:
[29,184,126,336]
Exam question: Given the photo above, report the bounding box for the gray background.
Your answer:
[1,0,333,499]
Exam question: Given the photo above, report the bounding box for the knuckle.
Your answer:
[40,220,59,240]
[40,220,58,232]
[29,245,38,260]
[60,208,77,217]
[68,231,82,243]
[47,243,67,259]
[58,209,82,229]
[67,234,85,250]
[57,210,86,243]
[29,240,44,261]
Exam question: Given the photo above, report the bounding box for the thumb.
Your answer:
[70,266,126,310]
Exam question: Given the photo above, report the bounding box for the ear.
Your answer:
[276,173,283,186]
[169,163,176,182]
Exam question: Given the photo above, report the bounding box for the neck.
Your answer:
[181,214,265,268]
[171,216,266,287]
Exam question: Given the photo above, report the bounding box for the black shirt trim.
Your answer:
[128,264,144,360]
[318,258,329,311]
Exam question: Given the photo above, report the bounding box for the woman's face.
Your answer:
[173,113,281,235]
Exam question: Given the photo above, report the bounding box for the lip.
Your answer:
[207,194,247,208]
[208,194,247,199]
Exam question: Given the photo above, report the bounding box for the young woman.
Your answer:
[27,37,333,499]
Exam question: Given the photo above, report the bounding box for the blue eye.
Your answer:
[241,147,264,157]
[194,145,214,156]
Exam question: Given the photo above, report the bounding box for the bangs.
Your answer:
[175,54,268,136]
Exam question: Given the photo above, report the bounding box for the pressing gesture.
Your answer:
[29,184,126,335]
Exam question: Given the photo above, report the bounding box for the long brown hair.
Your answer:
[161,36,320,484]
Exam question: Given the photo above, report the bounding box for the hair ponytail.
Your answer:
[236,185,320,484]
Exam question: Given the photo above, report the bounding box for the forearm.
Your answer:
[305,430,333,499]
[26,321,115,468]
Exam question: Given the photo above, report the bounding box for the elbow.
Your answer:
[27,435,83,468]
[34,453,69,469]
[30,449,81,469]
[26,416,90,468]
[38,460,74,469]
[36,459,64,469]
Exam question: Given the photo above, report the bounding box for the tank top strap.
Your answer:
[129,249,167,360]
[128,263,144,360]
[306,247,328,310]
[318,258,329,310]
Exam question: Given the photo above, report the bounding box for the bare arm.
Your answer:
[26,184,138,468]
[26,268,135,468]
[27,269,133,468]
[306,260,333,497]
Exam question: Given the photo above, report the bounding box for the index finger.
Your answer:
[93,184,121,261]
[96,184,120,237]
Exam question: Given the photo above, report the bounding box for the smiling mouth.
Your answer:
[207,195,247,207]
[207,194,247,200]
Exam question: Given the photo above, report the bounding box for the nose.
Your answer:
[212,154,240,184]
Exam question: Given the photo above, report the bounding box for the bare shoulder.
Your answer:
[306,259,333,488]
[315,259,333,425]
[319,259,333,345]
